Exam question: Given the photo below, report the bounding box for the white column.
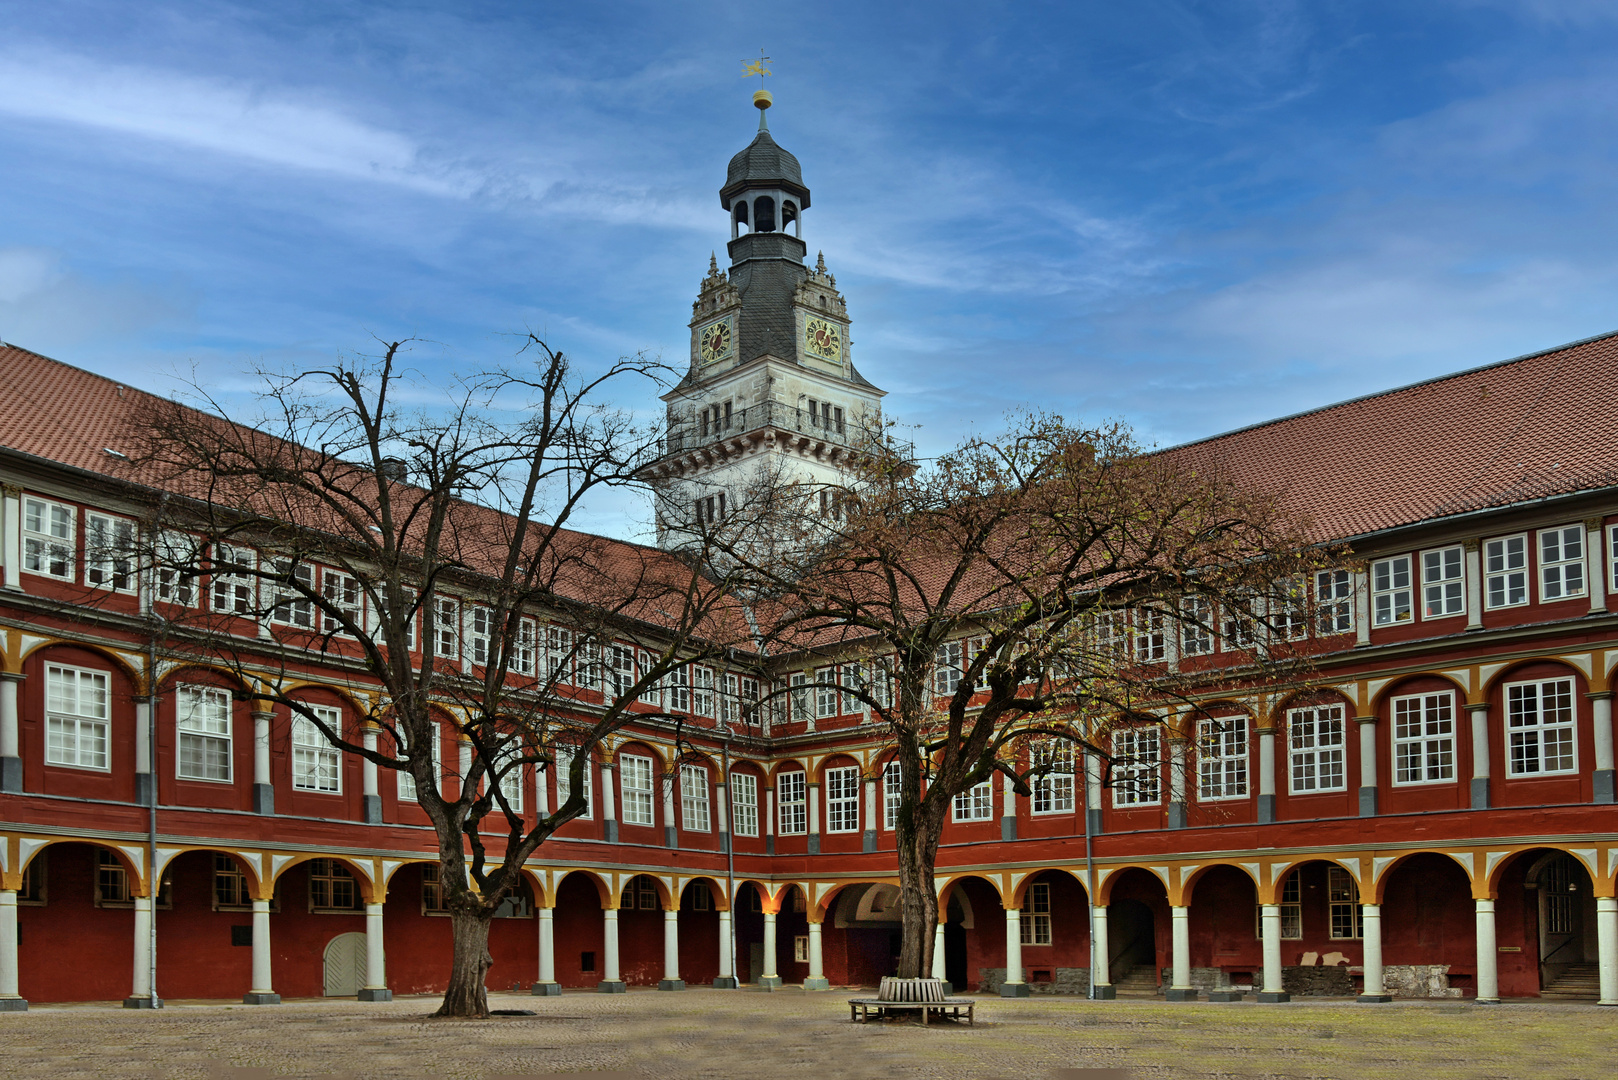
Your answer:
[1001,774,1016,818]
[716,909,735,987]
[1168,905,1194,999]
[806,783,821,852]
[1092,905,1112,996]
[1593,693,1615,804]
[135,700,152,777]
[362,726,379,796]
[660,909,682,989]
[1167,736,1187,828]
[1586,520,1607,614]
[0,889,22,1010]
[1359,903,1389,1001]
[1001,906,1026,996]
[661,771,676,828]
[600,761,618,842]
[0,484,21,592]
[1353,569,1371,646]
[762,911,780,984]
[863,776,877,851]
[1357,715,1378,816]
[3,673,25,793]
[931,921,946,982]
[715,779,729,835]
[359,902,388,1000]
[1596,897,1618,1007]
[1468,703,1491,809]
[1465,542,1484,630]
[1257,726,1277,823]
[1475,899,1499,1004]
[1258,904,1288,1001]
[765,787,776,846]
[458,738,472,798]
[600,908,623,989]
[805,921,827,989]
[252,708,274,814]
[533,906,558,995]
[1085,751,1103,832]
[243,899,279,1004]
[130,894,154,1003]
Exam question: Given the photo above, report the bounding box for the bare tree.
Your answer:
[126,338,760,1017]
[735,414,1346,981]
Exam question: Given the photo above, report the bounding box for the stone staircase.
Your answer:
[1541,963,1600,1001]
[1111,966,1161,999]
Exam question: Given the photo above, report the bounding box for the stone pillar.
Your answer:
[932,921,947,987]
[1167,735,1187,829]
[661,771,677,849]
[765,785,776,855]
[1465,541,1484,631]
[760,910,782,988]
[1085,750,1104,836]
[1596,896,1618,1007]
[716,778,730,854]
[1592,692,1614,805]
[458,738,472,801]
[242,899,280,1004]
[0,484,21,593]
[362,725,382,824]
[1091,905,1114,999]
[134,699,152,806]
[862,776,878,853]
[1467,703,1491,810]
[1356,715,1378,817]
[531,906,560,995]
[1358,903,1391,1002]
[806,782,821,855]
[1353,568,1371,646]
[0,889,24,1011]
[252,708,275,815]
[600,761,618,844]
[1166,905,1197,1000]
[713,909,737,988]
[1001,905,1028,996]
[803,920,828,989]
[359,902,391,1001]
[1000,770,1018,840]
[1586,518,1608,615]
[1256,724,1277,824]
[123,894,161,1008]
[1475,899,1500,1004]
[1257,904,1289,1002]
[598,907,626,992]
[658,909,684,990]
[1,673,24,793]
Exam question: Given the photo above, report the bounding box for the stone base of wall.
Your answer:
[1384,964,1462,998]
[978,967,1091,995]
[1282,966,1355,996]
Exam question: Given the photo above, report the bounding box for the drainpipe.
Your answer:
[146,616,161,1008]
[721,729,737,984]
[1083,748,1097,1001]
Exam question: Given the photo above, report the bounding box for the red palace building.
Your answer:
[1,101,1617,1011]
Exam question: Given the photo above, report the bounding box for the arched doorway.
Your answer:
[1106,867,1167,996]
[323,932,366,996]
[941,885,972,991]
[1534,854,1598,999]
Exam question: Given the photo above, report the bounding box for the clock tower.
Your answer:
[641,92,890,550]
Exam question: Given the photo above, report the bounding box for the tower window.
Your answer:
[807,400,845,435]
[700,401,733,437]
[754,196,776,232]
[695,493,727,526]
[782,200,798,234]
[733,201,749,235]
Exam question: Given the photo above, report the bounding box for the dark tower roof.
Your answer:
[720,128,810,209]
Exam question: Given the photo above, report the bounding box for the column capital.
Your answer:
[1463,538,1482,552]
[1588,691,1614,702]
[1355,714,1378,726]
[0,483,21,499]
[250,708,277,720]
[0,671,23,684]
[1585,516,1607,531]
[1465,701,1490,714]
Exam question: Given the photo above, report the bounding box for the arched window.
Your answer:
[754,196,776,233]
[782,200,797,235]
[733,201,749,235]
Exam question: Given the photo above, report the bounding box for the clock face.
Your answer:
[699,319,733,364]
[804,317,842,361]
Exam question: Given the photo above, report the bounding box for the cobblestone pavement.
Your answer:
[0,990,1610,1080]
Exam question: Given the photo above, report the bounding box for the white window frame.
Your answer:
[882,759,903,830]
[153,531,199,608]
[44,663,110,771]
[292,705,342,793]
[668,665,691,713]
[321,570,362,634]
[637,651,663,706]
[1019,881,1052,946]
[545,626,573,684]
[838,662,867,716]
[951,780,993,822]
[1420,545,1465,620]
[268,557,316,629]
[1505,677,1578,777]
[619,753,656,827]
[554,744,593,818]
[85,512,137,593]
[397,723,441,802]
[933,641,963,696]
[1537,525,1586,603]
[576,640,601,691]
[1133,607,1168,662]
[1030,741,1074,815]
[1197,715,1249,801]
[679,763,711,832]
[1608,523,1618,597]
[514,618,538,676]
[777,770,807,835]
[495,741,524,812]
[692,664,716,717]
[430,596,459,660]
[1278,874,1303,939]
[730,771,759,837]
[1314,570,1353,635]
[825,765,861,833]
[176,684,233,783]
[814,667,838,720]
[789,672,811,723]
[608,645,636,699]
[468,607,494,667]
[720,671,741,724]
[1391,691,1455,785]
[1111,727,1161,807]
[1370,555,1412,626]
[1328,866,1363,940]
[1484,534,1529,609]
[210,543,257,616]
[22,496,74,580]
[1179,595,1214,657]
[1287,704,1346,794]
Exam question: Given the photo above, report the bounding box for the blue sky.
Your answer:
[4,1,1618,538]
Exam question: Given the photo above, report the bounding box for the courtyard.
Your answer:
[0,989,1609,1080]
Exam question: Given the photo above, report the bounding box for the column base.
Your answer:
[1256,793,1275,824]
[362,794,384,824]
[1594,768,1615,805]
[721,833,731,855]
[657,979,686,991]
[1356,993,1392,1003]
[1165,987,1199,1002]
[596,980,627,994]
[1089,984,1116,1000]
[0,997,27,1012]
[862,830,876,854]
[807,834,820,855]
[357,988,393,1002]
[1474,998,1501,1006]
[530,981,562,996]
[757,975,783,988]
[252,783,275,815]
[242,991,281,1005]
[1086,808,1104,836]
[602,821,619,844]
[1358,786,1378,817]
[133,771,153,806]
[711,976,737,989]
[765,836,775,855]
[1000,982,1030,998]
[802,977,830,990]
[664,826,677,849]
[1206,990,1245,1002]
[1000,816,1017,841]
[1469,777,1490,810]
[1255,991,1291,1003]
[2,755,24,793]
[1166,802,1186,829]
[123,996,163,1009]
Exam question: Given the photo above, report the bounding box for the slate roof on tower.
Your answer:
[721,128,809,209]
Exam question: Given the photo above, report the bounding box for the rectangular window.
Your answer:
[397,724,440,802]
[45,664,110,770]
[154,532,199,607]
[637,652,663,706]
[19,853,46,905]
[1091,610,1126,656]
[825,765,861,833]
[692,665,716,717]
[1031,741,1074,814]
[794,935,809,963]
[268,557,316,628]
[952,780,993,822]
[495,741,524,812]
[690,882,712,911]
[730,772,759,837]
[1288,704,1346,794]
[22,496,74,580]
[882,759,903,830]
[635,876,659,910]
[210,543,256,615]
[1609,524,1618,597]
[1392,692,1455,784]
[1421,546,1465,619]
[668,665,691,712]
[1505,677,1577,776]
[1179,595,1214,657]
[97,849,130,904]
[1280,874,1302,939]
[1269,580,1309,641]
[740,675,761,723]
[619,753,655,826]
[789,672,811,723]
[309,858,358,911]
[933,641,963,696]
[292,706,342,793]
[680,763,710,831]
[609,645,637,699]
[554,745,593,818]
[815,668,838,719]
[576,640,601,690]
[514,618,537,676]
[85,512,137,592]
[176,684,232,782]
[321,570,361,634]
[468,607,493,667]
[546,626,573,684]
[430,597,458,659]
[1134,607,1168,662]
[1315,570,1354,634]
[1328,866,1363,940]
[1019,881,1052,946]
[1198,716,1248,801]
[1371,555,1412,625]
[1538,525,1586,602]
[838,663,867,715]
[1485,534,1528,608]
[213,853,249,909]
[421,864,447,912]
[720,672,740,724]
[777,771,807,834]
[1112,727,1161,806]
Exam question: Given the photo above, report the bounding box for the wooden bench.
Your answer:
[848,977,976,1026]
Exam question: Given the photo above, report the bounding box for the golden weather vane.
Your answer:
[741,49,772,81]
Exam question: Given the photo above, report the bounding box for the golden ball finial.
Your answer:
[753,89,773,110]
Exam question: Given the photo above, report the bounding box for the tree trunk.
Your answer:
[894,804,944,979]
[435,908,495,1017]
